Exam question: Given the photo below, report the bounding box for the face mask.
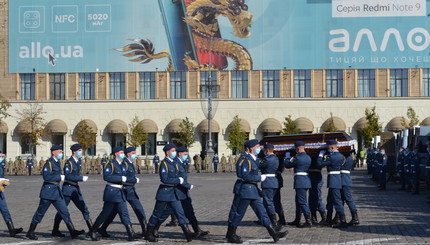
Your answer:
[56,153,63,160]
[0,158,4,163]
[170,151,177,159]
[327,149,333,153]
[118,153,125,160]
[254,148,261,155]
[181,155,188,161]
[130,154,137,161]
[76,151,83,158]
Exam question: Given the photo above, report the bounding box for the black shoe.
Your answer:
[66,222,85,239]
[51,229,65,237]
[332,213,348,228]
[287,213,302,227]
[191,221,209,238]
[311,212,319,226]
[166,214,178,227]
[278,212,287,226]
[153,221,162,238]
[97,228,110,238]
[180,224,194,242]
[26,223,38,240]
[89,223,101,241]
[145,226,158,242]
[318,211,328,227]
[266,224,288,243]
[300,214,312,228]
[347,211,360,226]
[125,224,140,241]
[6,222,23,237]
[226,226,242,244]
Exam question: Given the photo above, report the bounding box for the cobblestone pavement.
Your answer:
[0,170,429,244]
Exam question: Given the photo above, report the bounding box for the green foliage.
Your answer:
[175,117,195,148]
[15,102,46,156]
[74,120,97,154]
[359,106,382,147]
[324,113,339,132]
[227,115,248,154]
[402,106,419,128]
[0,96,11,122]
[123,116,148,148]
[281,115,300,135]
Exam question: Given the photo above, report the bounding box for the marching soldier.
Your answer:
[226,139,287,243]
[89,147,140,241]
[411,146,421,194]
[26,145,84,240]
[97,147,147,238]
[405,145,413,191]
[213,153,219,173]
[221,154,227,172]
[284,141,312,228]
[308,149,327,226]
[274,150,287,226]
[378,148,388,190]
[145,144,195,242]
[259,143,281,229]
[51,144,92,237]
[26,156,34,176]
[317,140,347,228]
[153,153,160,174]
[0,152,23,237]
[341,153,359,226]
[397,147,406,190]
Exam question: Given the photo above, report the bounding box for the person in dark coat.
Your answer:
[341,153,359,226]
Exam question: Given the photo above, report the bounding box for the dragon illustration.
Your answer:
[115,0,253,71]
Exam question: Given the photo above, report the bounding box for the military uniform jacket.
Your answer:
[239,154,263,200]
[103,159,127,203]
[123,158,139,201]
[317,151,344,189]
[284,152,311,189]
[378,153,388,172]
[26,159,33,168]
[308,158,324,184]
[175,157,192,200]
[40,157,64,201]
[213,156,219,164]
[410,152,420,175]
[153,156,160,164]
[397,152,406,173]
[0,162,5,199]
[62,156,84,197]
[155,157,182,202]
[341,154,354,187]
[233,153,247,194]
[259,154,279,189]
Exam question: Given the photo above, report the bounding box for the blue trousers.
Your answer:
[341,186,357,212]
[295,188,310,215]
[93,201,131,226]
[54,187,90,225]
[262,188,277,215]
[102,198,146,229]
[379,169,386,188]
[309,179,325,213]
[31,198,72,224]
[326,188,344,215]
[231,198,271,227]
[227,194,240,225]
[158,197,197,224]
[148,200,188,226]
[399,170,406,189]
[0,193,12,223]
[273,188,284,214]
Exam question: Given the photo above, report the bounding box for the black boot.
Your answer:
[89,223,101,241]
[125,224,140,241]
[320,211,331,227]
[145,226,158,242]
[166,214,178,226]
[140,220,147,238]
[266,224,288,243]
[300,214,312,228]
[278,212,287,226]
[51,218,65,237]
[330,213,340,227]
[180,224,194,242]
[66,222,85,239]
[97,222,111,238]
[191,221,209,238]
[226,225,242,244]
[332,213,347,228]
[269,213,281,231]
[348,211,360,226]
[287,212,301,227]
[153,221,162,238]
[311,211,319,226]
[26,223,38,240]
[85,219,93,232]
[6,221,23,237]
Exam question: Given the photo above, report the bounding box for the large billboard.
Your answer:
[8,0,430,73]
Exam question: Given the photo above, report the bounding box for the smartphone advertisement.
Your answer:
[8,0,430,73]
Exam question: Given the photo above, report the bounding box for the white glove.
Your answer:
[261,175,267,182]
[122,176,127,182]
[179,177,184,184]
[136,177,140,183]
[60,175,65,182]
[285,152,291,158]
[319,151,326,157]
[82,176,88,182]
[190,185,194,190]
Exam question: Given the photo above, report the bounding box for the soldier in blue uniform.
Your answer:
[88,147,140,241]
[366,148,373,175]
[284,141,312,228]
[378,148,388,190]
[97,146,147,238]
[426,144,430,202]
[404,146,413,191]
[153,153,160,174]
[317,140,347,228]
[26,145,84,240]
[213,153,219,173]
[227,139,287,244]
[26,156,34,176]
[411,146,421,194]
[341,153,359,226]
[397,147,406,190]
[145,144,194,243]
[51,144,92,237]
[274,149,286,226]
[0,151,23,237]
[308,150,327,226]
[259,143,281,230]
[372,148,380,182]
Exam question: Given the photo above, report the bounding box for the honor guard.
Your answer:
[426,144,430,202]
[411,146,421,194]
[51,144,92,238]
[397,147,407,190]
[213,153,219,173]
[274,149,287,226]
[341,153,359,226]
[89,147,140,242]
[221,154,227,172]
[259,143,281,230]
[308,147,327,226]
[145,144,195,243]
[153,153,160,174]
[98,146,147,238]
[227,139,287,244]
[0,152,23,237]
[317,140,347,228]
[284,141,312,228]
[26,145,84,240]
[378,148,388,190]
[26,156,34,176]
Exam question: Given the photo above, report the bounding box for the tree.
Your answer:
[324,113,339,132]
[123,116,148,148]
[359,106,382,147]
[227,115,248,154]
[402,106,419,128]
[15,102,46,156]
[74,120,97,155]
[281,115,300,135]
[175,117,195,148]
[0,95,11,122]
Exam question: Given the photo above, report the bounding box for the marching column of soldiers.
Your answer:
[0,139,362,243]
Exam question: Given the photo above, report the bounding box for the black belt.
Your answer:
[64,180,78,186]
[244,181,258,185]
[44,181,60,185]
[123,182,135,187]
[161,184,177,187]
